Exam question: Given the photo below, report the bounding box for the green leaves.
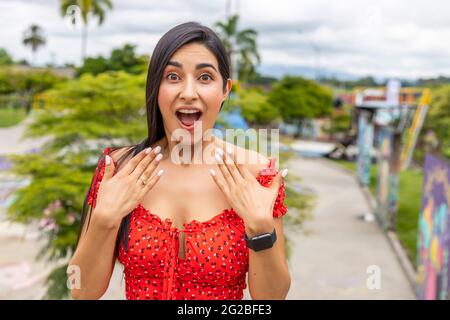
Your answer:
[426,85,450,159]
[238,88,280,126]
[268,76,333,121]
[7,71,148,298]
[76,44,149,76]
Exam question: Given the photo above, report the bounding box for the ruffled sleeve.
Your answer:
[87,147,113,209]
[255,158,288,218]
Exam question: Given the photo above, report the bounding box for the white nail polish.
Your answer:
[209,169,216,176]
[145,147,152,154]
[105,155,111,165]
[216,148,224,156]
[157,169,164,176]
[154,146,161,154]
[215,153,222,163]
[155,153,163,161]
[281,169,288,177]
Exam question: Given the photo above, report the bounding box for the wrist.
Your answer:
[244,217,274,238]
[92,209,121,230]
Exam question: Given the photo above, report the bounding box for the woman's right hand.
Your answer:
[94,146,164,226]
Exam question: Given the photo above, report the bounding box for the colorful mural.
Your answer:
[417,154,450,300]
[357,110,374,187]
[376,126,392,229]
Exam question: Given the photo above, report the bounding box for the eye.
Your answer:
[199,73,213,82]
[167,73,180,81]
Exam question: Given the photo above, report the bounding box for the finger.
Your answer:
[221,148,245,184]
[224,147,255,182]
[141,168,165,194]
[123,147,153,175]
[103,155,115,180]
[271,168,288,190]
[209,168,231,197]
[131,146,162,178]
[135,151,163,181]
[215,149,236,187]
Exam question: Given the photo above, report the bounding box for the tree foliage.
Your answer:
[0,67,64,112]
[268,76,333,123]
[76,44,149,76]
[0,48,13,66]
[7,71,147,298]
[237,87,280,126]
[425,85,450,158]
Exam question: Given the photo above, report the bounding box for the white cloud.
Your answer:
[0,0,449,79]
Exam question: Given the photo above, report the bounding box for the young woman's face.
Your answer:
[158,42,232,144]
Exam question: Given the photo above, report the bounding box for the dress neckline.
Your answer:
[134,157,278,232]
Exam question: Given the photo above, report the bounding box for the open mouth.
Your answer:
[175,109,203,129]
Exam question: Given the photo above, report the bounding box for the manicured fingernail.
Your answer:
[155,153,163,161]
[157,169,164,176]
[209,169,216,176]
[216,148,224,156]
[226,148,233,155]
[105,155,111,165]
[145,147,152,154]
[154,146,161,154]
[281,169,288,177]
[215,153,222,163]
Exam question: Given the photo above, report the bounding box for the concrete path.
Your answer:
[285,156,415,299]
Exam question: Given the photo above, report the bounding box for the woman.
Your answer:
[69,22,291,300]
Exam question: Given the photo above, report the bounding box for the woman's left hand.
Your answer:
[209,147,288,236]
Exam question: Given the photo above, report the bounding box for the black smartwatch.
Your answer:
[245,228,277,252]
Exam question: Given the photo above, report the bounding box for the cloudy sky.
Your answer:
[1,0,450,79]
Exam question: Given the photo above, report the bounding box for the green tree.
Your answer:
[238,88,280,126]
[6,71,146,298]
[425,85,450,158]
[77,44,149,76]
[0,67,64,113]
[22,24,46,66]
[268,76,333,136]
[0,48,13,66]
[60,0,113,61]
[214,14,260,82]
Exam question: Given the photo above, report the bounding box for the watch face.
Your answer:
[245,229,277,251]
[252,233,274,251]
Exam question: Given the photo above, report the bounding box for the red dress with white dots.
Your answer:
[87,147,288,300]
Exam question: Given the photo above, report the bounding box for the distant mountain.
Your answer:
[257,64,359,81]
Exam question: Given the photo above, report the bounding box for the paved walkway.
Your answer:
[285,156,415,299]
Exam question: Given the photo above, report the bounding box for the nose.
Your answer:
[179,76,199,102]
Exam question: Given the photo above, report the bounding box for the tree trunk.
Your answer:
[81,24,88,63]
[294,119,303,138]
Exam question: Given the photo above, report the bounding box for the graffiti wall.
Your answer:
[417,154,450,300]
[357,110,374,187]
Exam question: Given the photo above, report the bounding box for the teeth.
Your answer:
[177,109,200,114]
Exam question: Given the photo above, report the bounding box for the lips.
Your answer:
[175,108,203,131]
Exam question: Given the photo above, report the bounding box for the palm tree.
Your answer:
[22,24,46,66]
[60,0,113,63]
[215,14,260,83]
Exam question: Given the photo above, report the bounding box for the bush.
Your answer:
[7,71,147,298]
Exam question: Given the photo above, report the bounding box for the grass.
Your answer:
[0,108,27,128]
[334,160,423,267]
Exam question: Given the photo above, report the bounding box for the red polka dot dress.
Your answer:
[87,147,288,300]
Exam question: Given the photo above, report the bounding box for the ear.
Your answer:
[223,78,232,100]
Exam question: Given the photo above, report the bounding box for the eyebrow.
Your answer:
[167,60,218,72]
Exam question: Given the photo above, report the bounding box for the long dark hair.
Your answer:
[76,22,231,257]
